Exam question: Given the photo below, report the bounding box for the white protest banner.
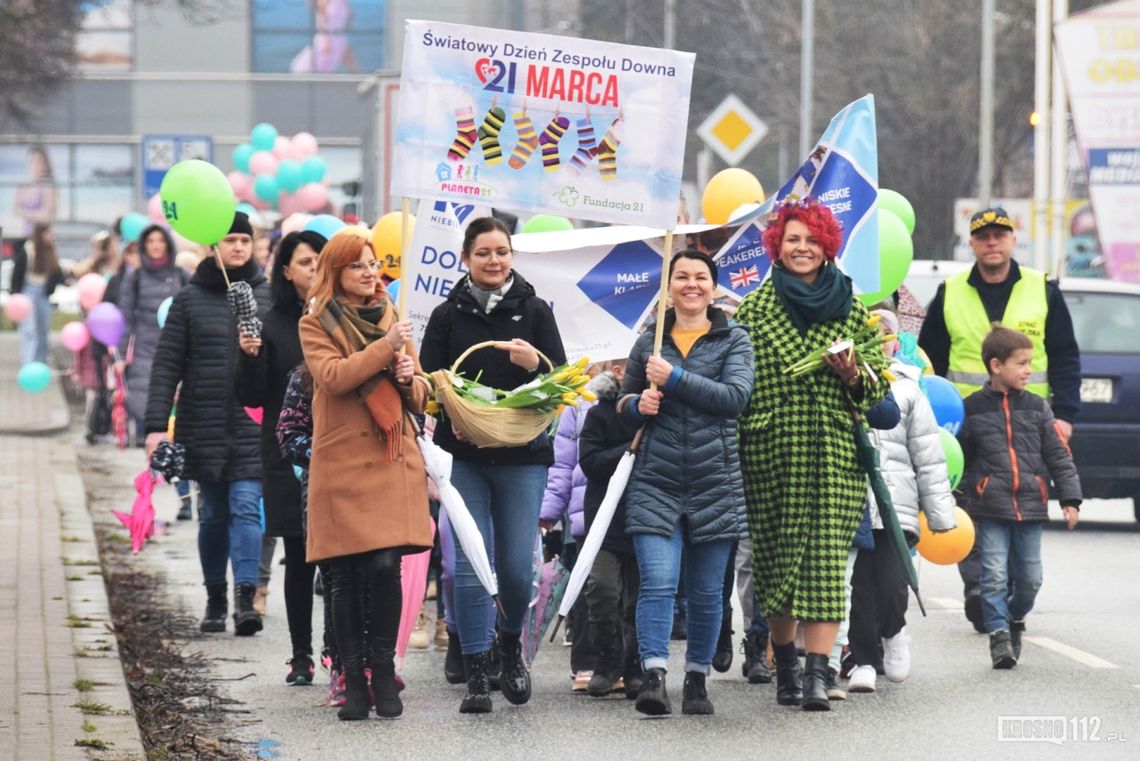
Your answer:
[1056,1,1140,282]
[404,199,490,347]
[392,20,695,228]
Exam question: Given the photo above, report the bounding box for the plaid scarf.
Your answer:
[316,296,406,462]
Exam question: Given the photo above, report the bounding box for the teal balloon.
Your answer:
[119,212,149,246]
[250,123,278,152]
[253,173,279,203]
[17,362,52,393]
[522,214,574,234]
[157,296,173,328]
[386,279,400,305]
[940,428,964,490]
[236,202,258,218]
[160,159,236,245]
[232,143,254,174]
[303,214,345,239]
[879,189,916,235]
[301,155,327,184]
[277,160,303,192]
[878,208,913,295]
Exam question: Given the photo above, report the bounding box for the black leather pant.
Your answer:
[328,548,403,675]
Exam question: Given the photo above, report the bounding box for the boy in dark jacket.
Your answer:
[577,363,643,699]
[957,327,1081,670]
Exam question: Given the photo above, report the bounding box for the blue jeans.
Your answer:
[197,479,263,587]
[977,519,1043,633]
[449,461,546,654]
[18,283,50,365]
[438,505,495,640]
[633,528,733,675]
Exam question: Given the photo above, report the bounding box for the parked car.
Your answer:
[902,259,971,310]
[1061,278,1140,521]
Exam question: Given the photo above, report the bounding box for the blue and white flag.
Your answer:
[713,95,880,299]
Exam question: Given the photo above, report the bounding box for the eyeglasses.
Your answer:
[345,260,382,272]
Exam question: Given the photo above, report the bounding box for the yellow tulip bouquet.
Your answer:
[784,314,898,383]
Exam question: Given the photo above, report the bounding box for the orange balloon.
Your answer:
[370,211,414,280]
[917,507,975,565]
[701,168,764,225]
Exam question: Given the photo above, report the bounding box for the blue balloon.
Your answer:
[301,155,327,184]
[925,375,965,435]
[17,361,52,393]
[250,123,278,152]
[253,173,279,203]
[157,296,173,328]
[277,159,303,192]
[119,212,149,246]
[232,143,254,174]
[304,214,346,239]
[236,202,258,218]
[386,279,400,305]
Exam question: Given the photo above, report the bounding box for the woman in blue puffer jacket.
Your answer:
[617,249,754,718]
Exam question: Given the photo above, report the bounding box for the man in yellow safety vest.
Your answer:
[918,206,1081,632]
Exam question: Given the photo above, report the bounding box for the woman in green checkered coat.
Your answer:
[735,199,887,711]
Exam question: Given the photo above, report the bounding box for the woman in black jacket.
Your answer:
[236,230,326,683]
[420,216,566,714]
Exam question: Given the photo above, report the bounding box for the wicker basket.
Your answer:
[430,340,556,448]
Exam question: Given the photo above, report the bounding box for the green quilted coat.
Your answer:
[736,279,887,621]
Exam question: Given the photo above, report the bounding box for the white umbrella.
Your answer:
[548,447,637,642]
[417,435,499,599]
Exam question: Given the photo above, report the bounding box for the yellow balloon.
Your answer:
[917,507,975,565]
[370,211,414,280]
[701,168,764,225]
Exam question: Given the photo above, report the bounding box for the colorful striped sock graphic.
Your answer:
[447,105,478,161]
[508,112,540,169]
[539,116,571,172]
[567,118,597,177]
[478,106,506,166]
[597,117,624,180]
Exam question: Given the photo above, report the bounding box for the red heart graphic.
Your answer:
[474,57,499,84]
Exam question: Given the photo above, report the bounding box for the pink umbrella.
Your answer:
[112,469,158,554]
[395,516,436,670]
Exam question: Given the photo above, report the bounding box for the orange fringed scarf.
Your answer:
[316,297,406,462]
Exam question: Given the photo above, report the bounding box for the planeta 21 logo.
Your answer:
[474,58,519,93]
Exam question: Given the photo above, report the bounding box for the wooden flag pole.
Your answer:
[648,228,676,391]
[211,245,232,289]
[398,197,411,319]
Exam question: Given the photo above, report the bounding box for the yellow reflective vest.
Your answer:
[944,266,1050,399]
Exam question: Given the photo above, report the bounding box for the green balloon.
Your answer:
[940,428,964,489]
[521,214,573,234]
[879,189,916,235]
[878,208,913,297]
[160,160,237,245]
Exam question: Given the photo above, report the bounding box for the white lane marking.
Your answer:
[1024,636,1119,669]
[928,597,964,611]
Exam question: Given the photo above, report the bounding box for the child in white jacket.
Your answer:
[845,309,957,694]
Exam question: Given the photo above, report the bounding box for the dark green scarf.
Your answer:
[771,262,853,337]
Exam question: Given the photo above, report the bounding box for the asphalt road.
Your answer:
[80,440,1140,761]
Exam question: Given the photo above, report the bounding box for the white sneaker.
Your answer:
[881,626,911,682]
[847,664,877,693]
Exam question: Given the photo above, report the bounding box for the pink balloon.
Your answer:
[297,182,327,212]
[249,150,278,176]
[292,132,319,158]
[280,213,312,235]
[228,171,252,199]
[245,407,263,425]
[61,321,91,352]
[4,292,32,322]
[77,273,108,311]
[272,136,292,160]
[251,198,272,211]
[278,191,304,217]
[148,193,166,225]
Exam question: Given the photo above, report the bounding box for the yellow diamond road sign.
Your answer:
[697,94,768,166]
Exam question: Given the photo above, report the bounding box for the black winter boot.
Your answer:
[742,632,773,684]
[233,583,263,636]
[990,630,1017,669]
[444,627,465,684]
[459,651,493,713]
[337,669,371,720]
[634,667,671,716]
[712,618,734,673]
[488,632,502,691]
[622,639,643,700]
[801,653,831,711]
[681,671,714,715]
[371,654,403,718]
[772,639,803,706]
[588,637,623,697]
[200,584,227,633]
[497,631,531,705]
[1010,620,1026,660]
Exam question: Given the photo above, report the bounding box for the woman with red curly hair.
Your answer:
[734,198,888,711]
